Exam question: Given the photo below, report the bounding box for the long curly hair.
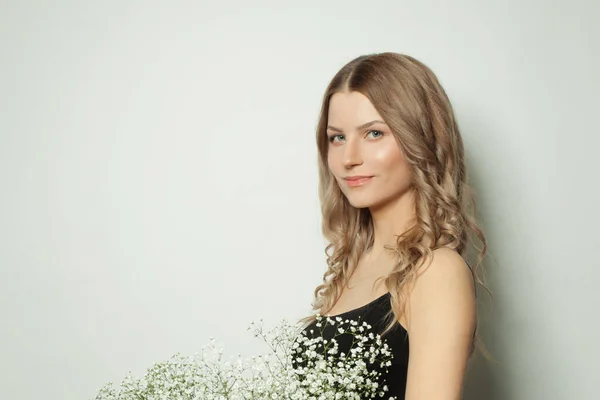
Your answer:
[298,52,492,359]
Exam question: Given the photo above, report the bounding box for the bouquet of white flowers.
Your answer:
[93,314,396,400]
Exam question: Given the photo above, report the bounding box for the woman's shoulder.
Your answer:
[429,247,470,271]
[403,247,476,331]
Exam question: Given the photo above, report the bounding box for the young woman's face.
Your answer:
[326,91,413,209]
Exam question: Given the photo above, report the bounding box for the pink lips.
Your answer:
[344,176,373,187]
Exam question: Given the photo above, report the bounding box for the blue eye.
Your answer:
[367,130,384,139]
[328,134,344,143]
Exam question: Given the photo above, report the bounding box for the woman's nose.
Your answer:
[342,139,363,168]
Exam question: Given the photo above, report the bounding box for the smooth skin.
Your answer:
[326,90,476,399]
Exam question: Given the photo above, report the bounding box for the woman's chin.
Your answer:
[347,197,376,209]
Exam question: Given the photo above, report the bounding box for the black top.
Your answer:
[295,292,408,399]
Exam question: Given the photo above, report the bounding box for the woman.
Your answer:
[297,52,490,399]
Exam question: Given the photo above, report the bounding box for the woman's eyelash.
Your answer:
[368,130,384,138]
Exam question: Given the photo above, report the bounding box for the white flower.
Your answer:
[93,316,395,400]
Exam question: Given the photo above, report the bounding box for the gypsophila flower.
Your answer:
[92,315,397,400]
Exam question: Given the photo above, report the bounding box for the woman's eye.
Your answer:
[328,134,344,143]
[367,130,384,139]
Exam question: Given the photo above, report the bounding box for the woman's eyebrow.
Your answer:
[326,120,386,133]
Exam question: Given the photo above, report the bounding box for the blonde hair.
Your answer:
[298,52,492,360]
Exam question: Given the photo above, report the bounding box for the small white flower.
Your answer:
[93,316,395,400]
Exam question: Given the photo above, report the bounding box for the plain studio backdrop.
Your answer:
[1,1,598,399]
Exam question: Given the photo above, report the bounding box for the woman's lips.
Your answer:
[344,177,373,187]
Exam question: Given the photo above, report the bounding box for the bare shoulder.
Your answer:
[417,247,473,285]
[402,247,477,398]
[405,247,476,331]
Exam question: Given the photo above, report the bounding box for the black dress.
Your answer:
[294,292,408,399]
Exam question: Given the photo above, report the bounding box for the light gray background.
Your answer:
[1,1,598,399]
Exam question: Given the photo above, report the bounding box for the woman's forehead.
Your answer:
[328,91,384,128]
